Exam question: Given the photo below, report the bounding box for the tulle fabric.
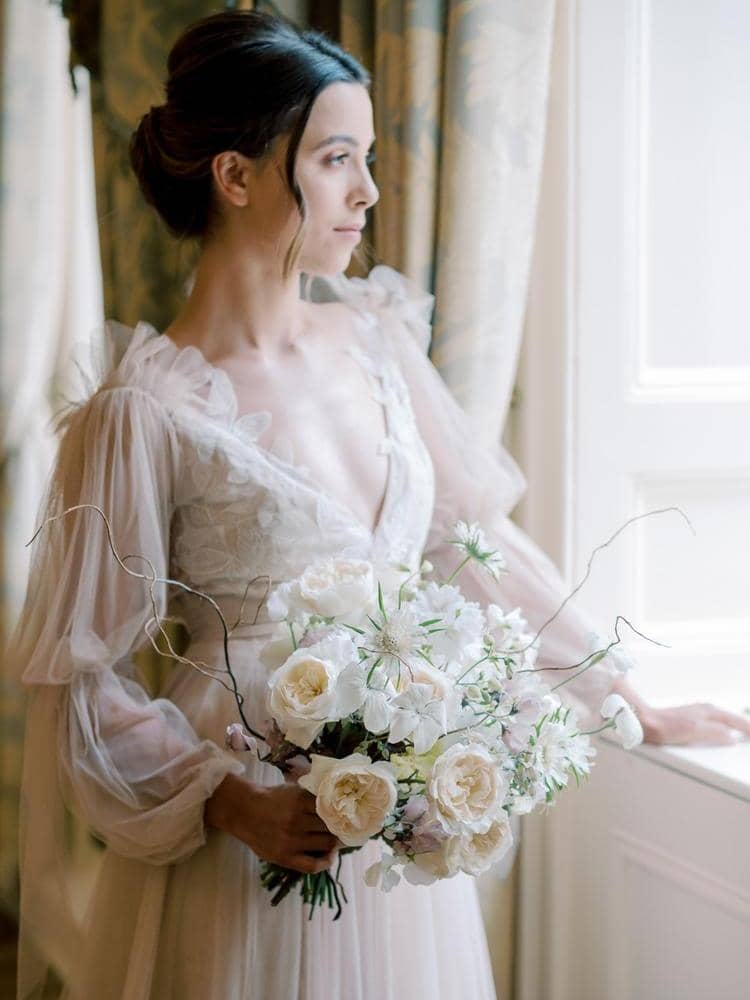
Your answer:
[9,263,619,1000]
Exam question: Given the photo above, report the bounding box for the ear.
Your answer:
[211,151,252,208]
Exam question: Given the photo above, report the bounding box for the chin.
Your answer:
[301,253,354,278]
[298,234,361,277]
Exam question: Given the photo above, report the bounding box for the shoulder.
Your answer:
[305,265,435,355]
[60,319,237,438]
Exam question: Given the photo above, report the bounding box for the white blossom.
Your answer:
[450,521,507,580]
[410,582,485,669]
[600,693,644,749]
[388,683,448,754]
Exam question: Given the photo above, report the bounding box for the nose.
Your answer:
[352,166,379,210]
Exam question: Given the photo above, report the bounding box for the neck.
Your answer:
[165,237,309,360]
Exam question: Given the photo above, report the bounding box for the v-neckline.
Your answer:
[150,303,393,541]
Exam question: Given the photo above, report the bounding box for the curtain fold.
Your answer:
[0,0,103,917]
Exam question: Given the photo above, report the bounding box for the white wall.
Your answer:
[516,3,750,997]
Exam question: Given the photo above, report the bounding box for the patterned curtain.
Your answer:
[63,0,254,332]
[0,0,103,916]
[337,0,555,450]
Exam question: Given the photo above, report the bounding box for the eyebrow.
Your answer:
[312,134,376,151]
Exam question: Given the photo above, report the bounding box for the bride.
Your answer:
[11,10,749,1000]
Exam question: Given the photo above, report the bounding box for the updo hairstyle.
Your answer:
[129,10,370,277]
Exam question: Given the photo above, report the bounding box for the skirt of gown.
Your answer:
[62,627,499,1000]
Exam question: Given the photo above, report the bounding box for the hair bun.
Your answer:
[128,10,369,245]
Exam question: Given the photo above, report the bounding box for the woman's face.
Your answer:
[293,81,379,275]
[227,81,379,277]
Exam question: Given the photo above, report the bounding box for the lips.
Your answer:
[334,224,364,232]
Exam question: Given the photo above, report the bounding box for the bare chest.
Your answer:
[217,326,390,535]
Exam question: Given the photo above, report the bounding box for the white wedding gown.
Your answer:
[11,265,619,999]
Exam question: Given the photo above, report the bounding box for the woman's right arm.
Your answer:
[12,384,336,872]
[11,386,245,864]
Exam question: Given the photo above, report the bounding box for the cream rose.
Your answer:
[267,634,362,748]
[298,753,398,847]
[428,742,507,834]
[267,558,375,622]
[395,662,453,699]
[448,812,514,876]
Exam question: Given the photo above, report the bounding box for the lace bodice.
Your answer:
[105,290,434,607]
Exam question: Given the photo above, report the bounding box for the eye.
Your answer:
[366,151,377,166]
[327,153,349,166]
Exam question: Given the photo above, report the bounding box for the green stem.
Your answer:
[444,554,471,586]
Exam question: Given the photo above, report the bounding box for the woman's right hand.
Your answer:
[205,773,339,874]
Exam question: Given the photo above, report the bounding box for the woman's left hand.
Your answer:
[638,702,750,746]
[612,675,750,746]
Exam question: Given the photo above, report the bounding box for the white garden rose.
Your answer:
[395,661,455,701]
[448,812,514,876]
[267,634,363,748]
[267,558,375,622]
[402,841,461,885]
[428,742,507,834]
[298,753,398,847]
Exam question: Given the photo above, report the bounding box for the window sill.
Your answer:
[600,731,750,803]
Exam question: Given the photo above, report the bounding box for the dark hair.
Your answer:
[129,10,371,276]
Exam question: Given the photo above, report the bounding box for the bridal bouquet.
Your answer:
[224,521,644,916]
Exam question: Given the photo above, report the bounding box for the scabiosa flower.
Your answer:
[449,521,507,580]
[364,605,425,676]
[530,714,595,791]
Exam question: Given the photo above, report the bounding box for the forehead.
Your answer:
[302,81,375,145]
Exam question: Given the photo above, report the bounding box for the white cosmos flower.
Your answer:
[485,605,538,670]
[334,661,395,735]
[600,693,644,749]
[410,582,485,668]
[388,683,448,754]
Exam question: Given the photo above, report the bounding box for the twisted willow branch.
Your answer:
[27,502,269,743]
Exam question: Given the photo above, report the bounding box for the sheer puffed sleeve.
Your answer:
[9,381,246,998]
[11,383,244,863]
[355,266,622,727]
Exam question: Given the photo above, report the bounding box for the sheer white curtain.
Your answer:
[0,0,103,916]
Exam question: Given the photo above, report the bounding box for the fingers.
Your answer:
[301,832,339,853]
[688,720,741,747]
[297,790,320,816]
[708,707,750,737]
[298,814,334,835]
[287,852,336,875]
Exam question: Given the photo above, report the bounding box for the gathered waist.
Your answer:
[171,590,281,649]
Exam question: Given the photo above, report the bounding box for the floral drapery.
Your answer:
[338,0,555,447]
